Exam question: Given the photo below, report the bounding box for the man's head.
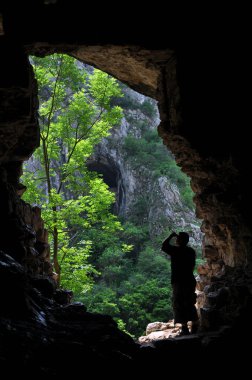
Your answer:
[176,232,189,247]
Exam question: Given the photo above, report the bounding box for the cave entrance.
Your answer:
[21,53,203,340]
[86,160,123,215]
[1,6,251,370]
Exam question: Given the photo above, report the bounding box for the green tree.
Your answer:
[119,276,172,337]
[22,54,123,290]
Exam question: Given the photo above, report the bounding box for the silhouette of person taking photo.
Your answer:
[162,231,199,335]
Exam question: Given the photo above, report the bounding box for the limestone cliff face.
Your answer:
[88,86,202,247]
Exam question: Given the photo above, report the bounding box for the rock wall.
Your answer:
[89,86,201,245]
[0,164,52,276]
[0,4,252,365]
[0,43,39,163]
[1,38,251,331]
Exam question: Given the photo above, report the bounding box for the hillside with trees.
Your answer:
[22,54,202,338]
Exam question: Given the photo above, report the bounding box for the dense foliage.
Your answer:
[123,130,194,209]
[80,221,173,337]
[23,55,201,338]
[22,54,125,291]
[80,90,199,337]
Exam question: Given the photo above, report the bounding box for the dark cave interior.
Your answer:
[86,160,124,215]
[87,162,118,190]
[0,3,252,374]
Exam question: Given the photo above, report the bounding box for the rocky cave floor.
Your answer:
[0,251,251,375]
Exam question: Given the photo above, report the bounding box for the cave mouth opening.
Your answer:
[1,7,251,371]
[20,52,203,340]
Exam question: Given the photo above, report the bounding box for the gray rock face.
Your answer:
[89,86,202,247]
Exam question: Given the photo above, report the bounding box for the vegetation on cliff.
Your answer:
[22,54,201,337]
[22,54,125,289]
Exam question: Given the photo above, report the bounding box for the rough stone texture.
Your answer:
[146,321,175,335]
[0,42,39,163]
[0,251,138,375]
[73,46,173,98]
[0,164,52,276]
[0,3,252,373]
[88,86,201,244]
[158,58,250,268]
[199,263,252,331]
[2,13,250,273]
[139,320,197,342]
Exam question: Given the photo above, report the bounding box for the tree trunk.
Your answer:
[53,206,61,282]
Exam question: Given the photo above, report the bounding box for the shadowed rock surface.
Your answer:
[0,3,252,374]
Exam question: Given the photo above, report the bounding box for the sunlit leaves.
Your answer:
[89,69,123,109]
[23,54,123,294]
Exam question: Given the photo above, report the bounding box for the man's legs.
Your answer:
[180,322,190,335]
[190,320,199,334]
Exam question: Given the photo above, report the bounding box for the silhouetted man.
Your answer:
[162,231,198,335]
